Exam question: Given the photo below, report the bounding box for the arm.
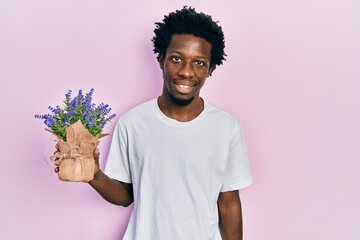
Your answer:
[88,148,133,207]
[54,147,133,207]
[89,171,133,207]
[218,190,243,240]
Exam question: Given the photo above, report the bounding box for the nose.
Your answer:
[178,62,194,78]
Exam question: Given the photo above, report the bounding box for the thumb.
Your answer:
[93,148,100,161]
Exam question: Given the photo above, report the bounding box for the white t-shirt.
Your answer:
[105,98,252,240]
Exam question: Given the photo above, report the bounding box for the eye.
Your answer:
[170,56,182,63]
[195,60,205,66]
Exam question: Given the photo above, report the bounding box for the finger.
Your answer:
[93,148,100,161]
[52,151,60,163]
[54,166,59,173]
[53,144,60,155]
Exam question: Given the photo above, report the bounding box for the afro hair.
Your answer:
[152,6,226,68]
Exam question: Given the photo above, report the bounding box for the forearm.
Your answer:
[218,191,243,240]
[89,170,133,206]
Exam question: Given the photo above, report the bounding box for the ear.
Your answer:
[208,65,216,77]
[158,55,164,70]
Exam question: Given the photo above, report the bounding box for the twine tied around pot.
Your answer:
[48,120,108,182]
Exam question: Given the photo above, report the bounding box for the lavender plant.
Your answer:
[35,88,116,141]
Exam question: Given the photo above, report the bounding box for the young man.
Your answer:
[88,7,251,240]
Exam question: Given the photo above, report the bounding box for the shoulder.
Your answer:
[116,98,156,127]
[124,98,155,118]
[204,101,242,128]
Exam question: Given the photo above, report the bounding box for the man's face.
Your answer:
[159,34,213,106]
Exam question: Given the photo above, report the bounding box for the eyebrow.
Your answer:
[169,51,208,60]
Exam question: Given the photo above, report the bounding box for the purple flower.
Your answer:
[34,114,44,119]
[65,90,72,103]
[44,115,54,128]
[63,106,75,126]
[89,115,96,128]
[83,113,90,124]
[48,105,61,114]
[100,119,106,129]
[77,89,85,104]
[82,89,93,118]
[97,103,111,115]
[35,88,116,139]
[88,88,94,97]
[35,113,54,127]
[83,101,91,114]
[106,113,116,122]
[77,89,83,99]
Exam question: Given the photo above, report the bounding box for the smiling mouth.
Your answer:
[173,82,194,94]
[178,84,191,89]
[174,80,195,87]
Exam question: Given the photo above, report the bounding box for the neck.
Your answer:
[157,94,204,122]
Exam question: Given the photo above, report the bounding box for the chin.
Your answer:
[169,94,194,106]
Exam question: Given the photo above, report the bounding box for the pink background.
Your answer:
[1,0,359,239]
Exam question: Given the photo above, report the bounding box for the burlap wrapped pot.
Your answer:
[50,120,108,182]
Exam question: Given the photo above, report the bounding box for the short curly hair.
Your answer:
[152,6,226,67]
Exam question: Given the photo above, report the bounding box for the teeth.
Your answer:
[179,85,190,89]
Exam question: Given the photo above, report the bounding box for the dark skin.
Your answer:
[54,147,134,206]
[55,34,243,239]
[157,34,213,122]
[218,190,243,240]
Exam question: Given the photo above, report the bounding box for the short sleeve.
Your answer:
[220,122,252,192]
[104,119,132,183]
